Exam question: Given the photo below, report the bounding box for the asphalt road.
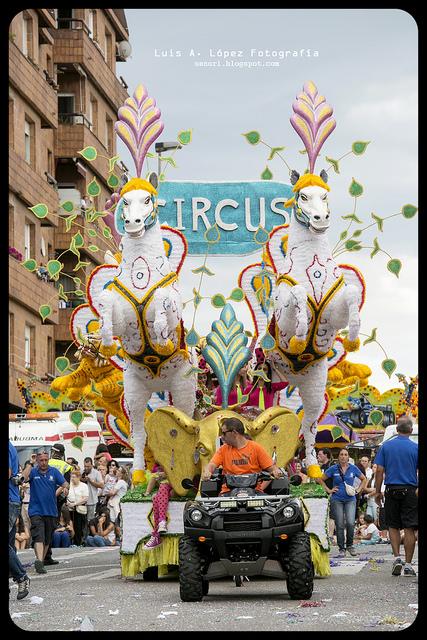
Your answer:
[9,544,418,631]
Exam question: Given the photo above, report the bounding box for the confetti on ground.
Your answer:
[379,616,407,626]
[236,616,254,619]
[299,601,324,607]
[108,610,119,615]
[29,596,44,605]
[408,604,418,610]
[11,612,31,619]
[331,612,350,618]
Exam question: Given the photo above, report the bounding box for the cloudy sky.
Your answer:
[116,8,418,392]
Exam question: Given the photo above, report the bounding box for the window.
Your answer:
[9,99,14,149]
[24,324,35,369]
[58,94,75,124]
[105,30,113,67]
[105,115,114,153]
[22,12,33,58]
[57,8,73,29]
[9,313,14,365]
[89,96,98,135]
[24,222,35,260]
[88,9,97,40]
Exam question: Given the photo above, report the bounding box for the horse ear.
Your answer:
[148,172,158,190]
[290,170,300,186]
[320,169,328,184]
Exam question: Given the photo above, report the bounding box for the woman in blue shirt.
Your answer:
[318,448,367,557]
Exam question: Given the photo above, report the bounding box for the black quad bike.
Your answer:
[178,471,314,602]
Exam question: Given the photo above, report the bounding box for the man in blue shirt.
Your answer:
[374,417,418,577]
[9,441,30,599]
[21,450,69,574]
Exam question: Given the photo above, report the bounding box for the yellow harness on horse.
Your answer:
[270,273,345,374]
[108,272,189,376]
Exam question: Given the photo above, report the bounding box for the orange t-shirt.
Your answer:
[211,440,274,492]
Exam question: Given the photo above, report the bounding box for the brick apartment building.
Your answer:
[9,9,131,412]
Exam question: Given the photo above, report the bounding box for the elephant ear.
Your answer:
[145,407,200,496]
[248,407,301,468]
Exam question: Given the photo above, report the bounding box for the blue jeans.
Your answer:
[330,499,357,550]
[86,535,111,547]
[52,531,72,548]
[9,502,26,582]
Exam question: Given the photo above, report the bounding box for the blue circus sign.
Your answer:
[156,181,293,255]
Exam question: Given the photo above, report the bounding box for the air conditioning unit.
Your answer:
[116,40,132,60]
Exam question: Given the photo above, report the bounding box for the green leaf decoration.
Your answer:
[64,214,78,232]
[29,203,48,219]
[73,277,82,287]
[370,238,381,258]
[349,178,364,198]
[340,329,349,337]
[371,213,384,232]
[88,244,99,252]
[239,394,249,404]
[339,231,348,241]
[299,149,307,154]
[177,129,192,145]
[107,173,120,189]
[382,359,397,378]
[203,395,212,406]
[401,204,418,219]
[387,259,402,278]
[192,288,202,307]
[163,156,177,167]
[345,240,362,251]
[267,146,285,160]
[61,201,75,213]
[184,366,205,378]
[90,381,102,397]
[260,332,276,351]
[250,369,271,383]
[71,436,84,451]
[242,130,261,145]
[73,261,90,272]
[211,294,226,308]
[103,227,112,239]
[87,178,101,197]
[352,141,370,155]
[55,356,70,373]
[58,284,68,302]
[331,426,343,441]
[254,226,270,245]
[87,229,97,238]
[73,232,84,248]
[229,287,244,302]
[204,224,221,244]
[341,213,363,223]
[108,155,120,172]
[261,166,273,180]
[185,328,200,346]
[146,152,156,158]
[325,156,340,174]
[22,259,37,272]
[70,410,84,428]
[78,146,97,161]
[244,330,253,338]
[47,259,63,280]
[50,389,60,399]
[191,265,215,276]
[352,230,362,238]
[74,289,85,297]
[39,304,52,322]
[363,328,377,345]
[369,410,384,426]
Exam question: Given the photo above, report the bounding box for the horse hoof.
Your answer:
[342,337,360,352]
[288,336,307,355]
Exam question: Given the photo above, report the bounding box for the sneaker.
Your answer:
[403,565,417,577]
[17,576,30,600]
[34,559,47,574]
[347,547,358,557]
[43,558,59,566]
[392,557,404,576]
[336,549,346,558]
[143,535,161,550]
[157,520,168,533]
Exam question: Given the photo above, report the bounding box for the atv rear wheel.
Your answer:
[285,532,314,600]
[179,536,204,602]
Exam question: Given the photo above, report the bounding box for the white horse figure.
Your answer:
[98,175,196,484]
[265,82,364,476]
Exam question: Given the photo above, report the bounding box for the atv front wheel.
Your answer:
[179,536,204,602]
[285,532,314,600]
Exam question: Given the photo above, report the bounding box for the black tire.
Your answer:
[178,535,204,602]
[142,566,158,581]
[358,411,367,427]
[285,532,314,600]
[202,579,209,595]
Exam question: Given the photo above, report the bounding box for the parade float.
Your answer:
[20,79,417,586]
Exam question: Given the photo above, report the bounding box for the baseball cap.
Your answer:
[51,443,65,454]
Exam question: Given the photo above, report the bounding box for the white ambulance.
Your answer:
[9,411,105,467]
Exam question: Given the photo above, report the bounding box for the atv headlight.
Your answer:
[190,509,203,522]
[246,499,264,507]
[282,506,295,519]
[220,500,237,508]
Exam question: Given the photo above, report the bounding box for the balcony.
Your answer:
[53,23,128,111]
[9,41,58,129]
[9,149,60,227]
[36,9,57,30]
[9,255,59,324]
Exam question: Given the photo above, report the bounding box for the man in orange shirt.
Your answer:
[201,417,283,493]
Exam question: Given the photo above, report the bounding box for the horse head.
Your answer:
[286,169,330,235]
[114,172,159,237]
